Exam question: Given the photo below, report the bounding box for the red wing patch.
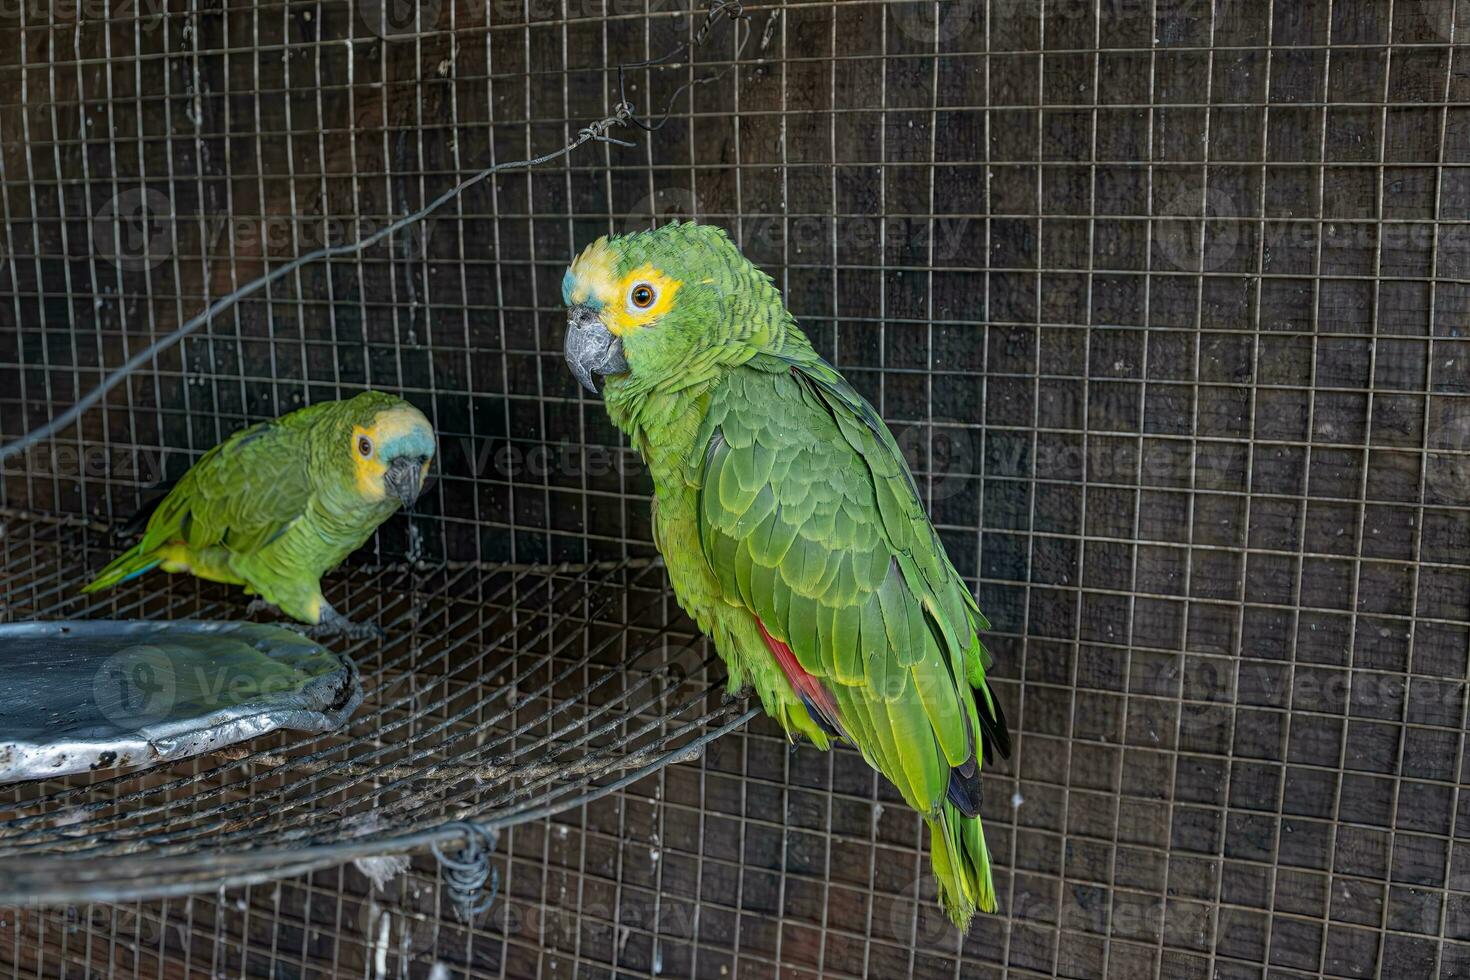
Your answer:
[755,617,844,739]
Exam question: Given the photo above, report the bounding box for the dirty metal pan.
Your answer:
[0,620,362,783]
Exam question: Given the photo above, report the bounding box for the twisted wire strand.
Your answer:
[619,0,754,133]
[429,821,501,921]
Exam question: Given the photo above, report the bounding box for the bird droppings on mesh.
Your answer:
[348,814,412,889]
[51,807,85,828]
[370,902,392,980]
[354,853,412,891]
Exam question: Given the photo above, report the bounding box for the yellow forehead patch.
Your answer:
[567,238,619,308]
[369,406,430,444]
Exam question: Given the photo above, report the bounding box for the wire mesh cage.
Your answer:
[3,0,1470,977]
[0,513,756,899]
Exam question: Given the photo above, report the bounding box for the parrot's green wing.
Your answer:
[139,418,314,558]
[692,356,1008,817]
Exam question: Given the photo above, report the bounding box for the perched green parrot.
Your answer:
[562,222,1010,928]
[83,391,435,636]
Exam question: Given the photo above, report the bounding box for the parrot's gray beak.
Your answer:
[384,456,427,507]
[564,304,628,394]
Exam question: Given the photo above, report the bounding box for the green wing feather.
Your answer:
[692,357,1008,922]
[85,410,322,593]
[141,418,313,557]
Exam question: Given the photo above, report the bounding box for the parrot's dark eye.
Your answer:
[629,282,656,310]
[357,435,374,458]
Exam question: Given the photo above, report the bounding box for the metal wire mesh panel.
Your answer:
[3,0,1470,977]
[0,513,753,905]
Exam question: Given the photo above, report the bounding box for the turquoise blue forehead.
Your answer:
[563,268,608,309]
[380,428,436,460]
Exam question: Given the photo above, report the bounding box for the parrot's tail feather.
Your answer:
[927,804,997,931]
[120,560,162,582]
[81,545,161,593]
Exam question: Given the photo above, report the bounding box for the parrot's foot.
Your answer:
[244,598,276,617]
[289,620,385,642]
[302,605,386,642]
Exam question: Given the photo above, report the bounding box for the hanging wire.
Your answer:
[0,0,748,466]
[618,0,754,133]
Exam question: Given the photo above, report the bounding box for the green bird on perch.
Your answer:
[561,222,1010,929]
[83,391,435,638]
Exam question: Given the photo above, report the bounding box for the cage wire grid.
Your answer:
[1,0,1470,978]
[0,512,758,893]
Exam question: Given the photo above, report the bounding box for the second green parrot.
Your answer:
[83,391,435,636]
[562,222,1010,929]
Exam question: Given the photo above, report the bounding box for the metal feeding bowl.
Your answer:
[0,513,753,908]
[0,620,362,783]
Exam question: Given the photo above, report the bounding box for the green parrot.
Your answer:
[83,391,435,636]
[562,222,1010,928]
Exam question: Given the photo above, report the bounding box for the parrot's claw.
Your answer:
[302,606,386,642]
[244,599,275,617]
[276,605,388,643]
